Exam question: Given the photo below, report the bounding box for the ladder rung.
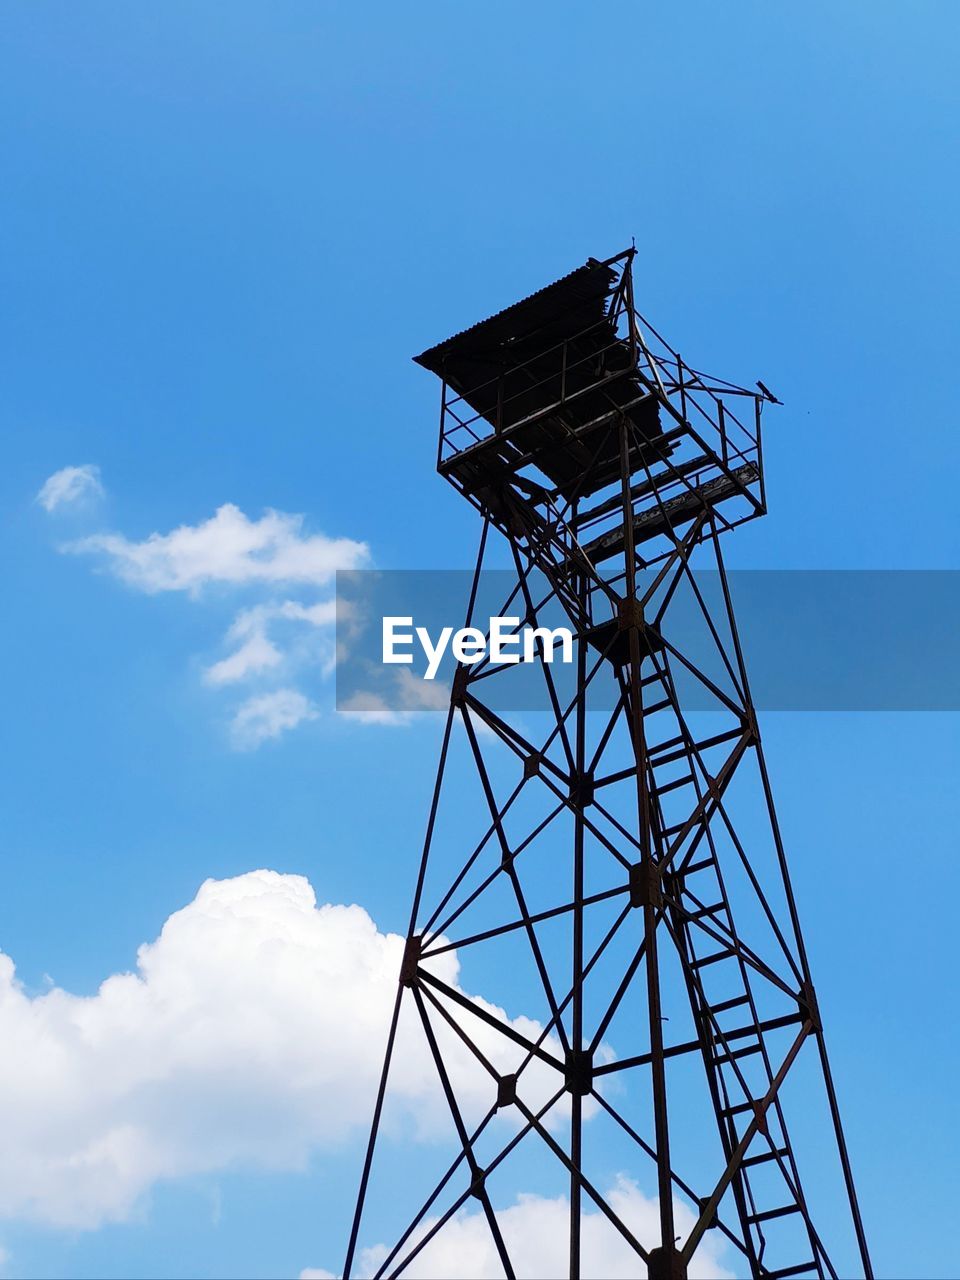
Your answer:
[742,1145,789,1168]
[659,772,695,796]
[747,1203,802,1225]
[721,1100,753,1118]
[644,697,672,718]
[649,743,694,768]
[684,857,715,875]
[691,948,735,970]
[689,900,725,922]
[710,994,751,1014]
[713,1012,804,1060]
[765,1262,819,1279]
[655,726,744,770]
[716,1042,763,1064]
[649,733,685,758]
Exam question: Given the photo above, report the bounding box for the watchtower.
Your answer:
[345,250,872,1280]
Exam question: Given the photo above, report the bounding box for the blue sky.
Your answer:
[1,3,958,1277]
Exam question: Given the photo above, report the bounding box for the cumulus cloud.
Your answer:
[0,870,570,1229]
[36,464,104,512]
[65,503,368,594]
[230,688,319,748]
[303,1178,731,1280]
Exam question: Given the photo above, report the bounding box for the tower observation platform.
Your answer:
[416,249,766,570]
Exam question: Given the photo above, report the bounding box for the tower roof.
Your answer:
[413,257,617,379]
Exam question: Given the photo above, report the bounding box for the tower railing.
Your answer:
[432,260,770,574]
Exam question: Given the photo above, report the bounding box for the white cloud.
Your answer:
[65,503,368,595]
[336,690,404,725]
[339,669,451,726]
[36,465,104,513]
[205,600,339,688]
[229,688,319,748]
[304,1178,731,1280]
[0,870,570,1230]
[205,632,284,686]
[57,500,366,744]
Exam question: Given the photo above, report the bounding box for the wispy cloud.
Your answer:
[204,600,339,687]
[56,499,368,747]
[36,464,104,513]
[230,688,319,748]
[339,668,451,725]
[204,631,283,687]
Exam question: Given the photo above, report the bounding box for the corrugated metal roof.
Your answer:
[413,257,618,373]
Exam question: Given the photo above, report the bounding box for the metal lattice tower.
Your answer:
[345,251,872,1280]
